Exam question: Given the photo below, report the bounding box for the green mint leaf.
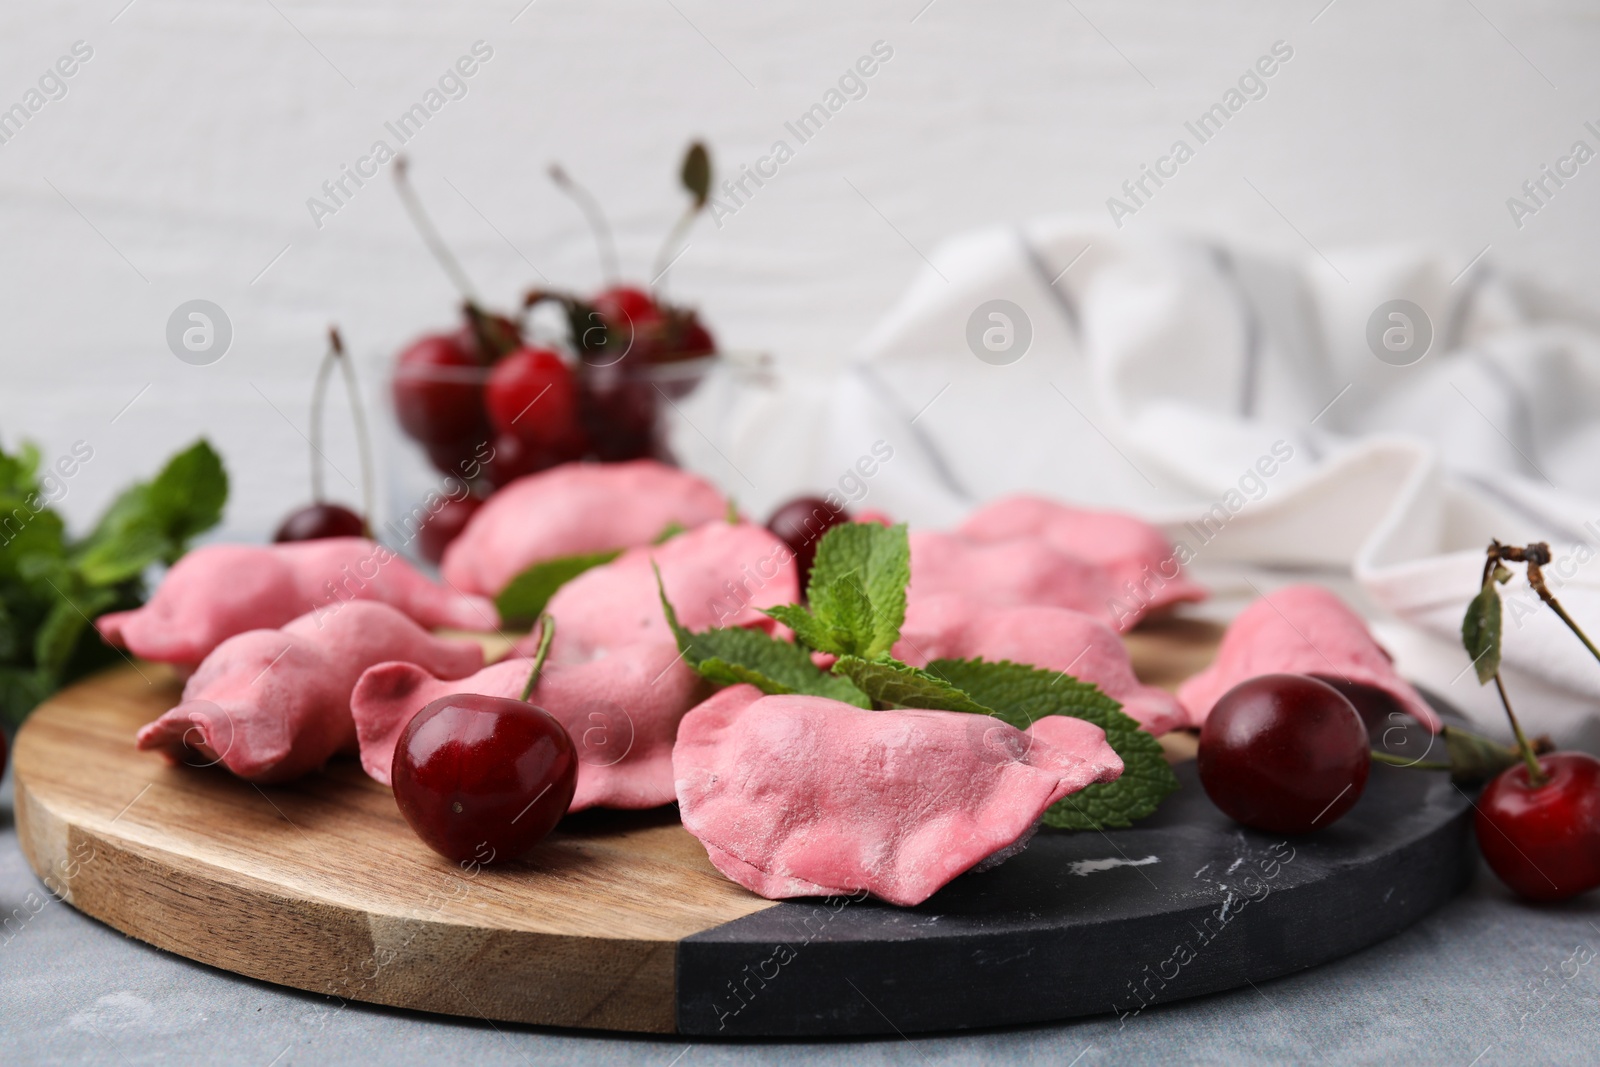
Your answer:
[831,655,993,714]
[74,439,228,585]
[1461,580,1502,685]
[808,574,878,656]
[652,521,687,545]
[926,658,1180,830]
[761,603,848,654]
[34,586,118,678]
[145,439,228,551]
[657,565,871,707]
[496,550,621,626]
[807,522,909,658]
[0,442,42,499]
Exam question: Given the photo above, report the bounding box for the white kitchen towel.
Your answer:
[675,218,1600,744]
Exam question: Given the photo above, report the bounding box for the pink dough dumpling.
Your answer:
[959,495,1206,615]
[907,531,1127,628]
[512,521,798,664]
[135,601,483,783]
[1177,584,1440,732]
[440,460,729,596]
[351,641,705,811]
[673,686,1123,906]
[97,539,498,672]
[894,593,1187,735]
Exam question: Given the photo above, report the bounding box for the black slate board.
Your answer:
[676,694,1475,1037]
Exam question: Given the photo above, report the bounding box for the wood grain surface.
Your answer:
[13,619,1223,1034]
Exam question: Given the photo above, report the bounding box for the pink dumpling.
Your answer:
[350,641,706,812]
[959,494,1207,615]
[673,686,1123,906]
[440,459,728,596]
[97,539,498,671]
[894,592,1188,735]
[907,531,1123,627]
[1176,584,1441,732]
[135,601,484,783]
[513,521,799,664]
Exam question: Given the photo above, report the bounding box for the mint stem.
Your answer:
[520,613,556,702]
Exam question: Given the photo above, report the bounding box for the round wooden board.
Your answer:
[12,619,1474,1037]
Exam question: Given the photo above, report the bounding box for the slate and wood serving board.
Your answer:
[11,618,1474,1036]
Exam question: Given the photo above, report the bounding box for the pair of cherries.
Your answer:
[1199,673,1600,901]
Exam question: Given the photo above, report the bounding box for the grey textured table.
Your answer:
[3,767,1597,1066]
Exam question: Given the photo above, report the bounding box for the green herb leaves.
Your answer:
[496,550,621,626]
[928,658,1180,830]
[763,522,910,658]
[657,565,870,707]
[75,440,228,585]
[0,437,228,726]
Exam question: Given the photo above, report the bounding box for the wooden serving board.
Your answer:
[12,619,1473,1037]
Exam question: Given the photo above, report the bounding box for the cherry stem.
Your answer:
[1492,671,1546,786]
[549,164,619,284]
[329,327,375,532]
[394,156,481,306]
[309,340,334,505]
[520,613,555,702]
[308,329,375,533]
[1369,750,1452,771]
[650,204,698,297]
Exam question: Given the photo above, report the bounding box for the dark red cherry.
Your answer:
[1198,673,1370,834]
[485,347,583,449]
[422,436,494,481]
[393,334,489,446]
[1476,752,1600,901]
[766,496,850,584]
[580,374,658,462]
[675,314,716,358]
[392,694,578,864]
[274,503,366,543]
[417,494,482,565]
[593,285,664,339]
[481,431,582,489]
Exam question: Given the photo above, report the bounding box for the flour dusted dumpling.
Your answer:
[894,593,1188,735]
[1177,583,1440,731]
[907,530,1123,626]
[673,686,1124,906]
[440,459,728,596]
[511,521,799,664]
[958,495,1207,617]
[351,641,705,812]
[97,539,498,672]
[135,602,484,783]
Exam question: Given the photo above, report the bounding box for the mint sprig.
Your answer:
[928,658,1180,830]
[0,437,228,727]
[656,565,870,707]
[762,522,910,658]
